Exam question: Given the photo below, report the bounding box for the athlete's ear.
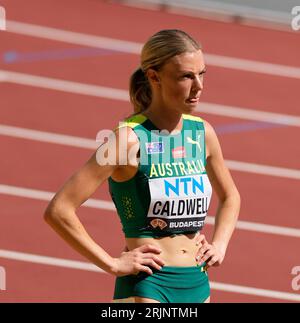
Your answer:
[147,69,161,85]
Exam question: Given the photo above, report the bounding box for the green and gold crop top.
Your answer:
[108,113,212,238]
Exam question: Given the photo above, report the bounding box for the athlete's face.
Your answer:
[153,50,205,114]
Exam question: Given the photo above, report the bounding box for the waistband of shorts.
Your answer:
[135,263,208,288]
[154,263,207,273]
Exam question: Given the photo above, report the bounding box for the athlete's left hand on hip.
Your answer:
[195,235,225,268]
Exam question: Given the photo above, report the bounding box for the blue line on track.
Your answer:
[2,47,121,63]
[215,121,284,134]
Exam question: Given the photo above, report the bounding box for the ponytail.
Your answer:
[129,30,201,115]
[129,67,152,114]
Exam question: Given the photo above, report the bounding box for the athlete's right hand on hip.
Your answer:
[112,244,165,277]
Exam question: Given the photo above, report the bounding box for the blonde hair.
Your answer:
[129,29,201,114]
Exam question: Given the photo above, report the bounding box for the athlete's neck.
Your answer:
[143,105,183,135]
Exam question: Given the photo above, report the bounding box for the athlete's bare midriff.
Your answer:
[126,232,200,267]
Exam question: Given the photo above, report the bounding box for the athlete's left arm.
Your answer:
[196,120,241,268]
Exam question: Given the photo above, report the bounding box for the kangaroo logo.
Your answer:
[187,134,202,153]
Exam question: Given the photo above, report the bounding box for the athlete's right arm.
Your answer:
[44,127,164,276]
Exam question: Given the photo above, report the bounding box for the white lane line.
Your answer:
[0,124,97,149]
[7,20,142,54]
[225,160,300,180]
[196,103,300,127]
[206,53,300,79]
[6,20,300,79]
[0,183,299,238]
[0,69,128,101]
[0,184,115,211]
[0,70,7,82]
[0,249,299,302]
[1,124,300,180]
[205,216,300,239]
[0,249,103,273]
[1,69,300,128]
[210,282,300,302]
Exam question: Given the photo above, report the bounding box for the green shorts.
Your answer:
[113,264,210,303]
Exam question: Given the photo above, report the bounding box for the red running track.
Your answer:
[0,0,300,303]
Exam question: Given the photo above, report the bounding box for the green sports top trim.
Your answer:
[108,113,212,238]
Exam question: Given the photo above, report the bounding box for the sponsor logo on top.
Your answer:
[187,135,201,153]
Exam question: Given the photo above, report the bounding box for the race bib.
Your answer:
[146,174,212,232]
